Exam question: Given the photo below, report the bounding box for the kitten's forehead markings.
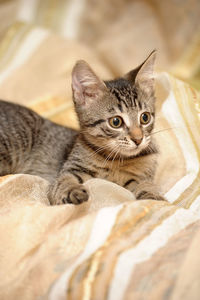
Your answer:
[108,107,116,113]
[109,88,130,113]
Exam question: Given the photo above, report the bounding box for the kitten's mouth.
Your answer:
[117,138,149,157]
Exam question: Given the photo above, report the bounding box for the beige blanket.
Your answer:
[0,1,200,299]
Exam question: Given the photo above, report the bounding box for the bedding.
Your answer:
[0,1,200,299]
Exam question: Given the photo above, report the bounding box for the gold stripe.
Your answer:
[0,22,32,72]
[27,96,72,116]
[172,29,200,79]
[172,80,200,208]
[35,0,49,25]
[88,205,177,300]
[176,183,200,209]
[35,0,62,30]
[67,202,177,299]
[35,0,76,33]
[0,22,25,61]
[82,203,152,300]
[55,0,70,33]
[41,0,59,29]
[170,77,200,207]
[27,96,78,128]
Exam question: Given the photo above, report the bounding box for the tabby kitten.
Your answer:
[0,50,165,205]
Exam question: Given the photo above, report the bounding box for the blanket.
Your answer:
[0,1,200,299]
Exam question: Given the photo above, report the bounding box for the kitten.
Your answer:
[0,50,165,205]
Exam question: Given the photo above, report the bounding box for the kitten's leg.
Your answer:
[125,180,166,201]
[49,172,89,205]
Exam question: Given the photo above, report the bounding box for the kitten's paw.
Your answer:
[62,185,89,205]
[49,180,89,205]
[134,182,167,201]
[136,190,166,201]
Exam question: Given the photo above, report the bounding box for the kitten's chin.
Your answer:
[119,147,143,157]
[118,142,150,158]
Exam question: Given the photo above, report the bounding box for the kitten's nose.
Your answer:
[130,127,143,146]
[132,137,143,146]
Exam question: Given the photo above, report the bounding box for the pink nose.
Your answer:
[130,127,143,146]
[132,137,143,146]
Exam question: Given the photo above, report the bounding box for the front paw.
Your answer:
[49,183,89,205]
[136,190,166,201]
[134,182,166,201]
[63,185,89,205]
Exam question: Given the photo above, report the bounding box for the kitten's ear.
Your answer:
[72,60,106,105]
[125,50,156,91]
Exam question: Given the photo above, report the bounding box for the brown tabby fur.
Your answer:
[0,51,165,205]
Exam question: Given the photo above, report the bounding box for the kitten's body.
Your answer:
[0,51,165,204]
[0,100,77,181]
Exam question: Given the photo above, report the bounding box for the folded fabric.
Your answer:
[0,69,200,299]
[0,5,200,298]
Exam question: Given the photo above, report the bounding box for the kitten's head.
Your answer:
[71,51,157,159]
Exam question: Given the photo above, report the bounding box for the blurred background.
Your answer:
[0,0,199,127]
[0,0,199,84]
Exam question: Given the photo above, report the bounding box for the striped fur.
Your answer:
[0,51,165,205]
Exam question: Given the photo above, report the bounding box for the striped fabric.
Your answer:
[0,1,200,300]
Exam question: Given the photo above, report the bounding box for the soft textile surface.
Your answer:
[0,1,200,300]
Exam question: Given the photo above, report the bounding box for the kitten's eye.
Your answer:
[140,112,151,125]
[109,116,123,128]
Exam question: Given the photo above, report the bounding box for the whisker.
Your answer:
[150,126,178,136]
[110,147,120,169]
[87,144,110,159]
[101,144,119,168]
[102,149,116,167]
